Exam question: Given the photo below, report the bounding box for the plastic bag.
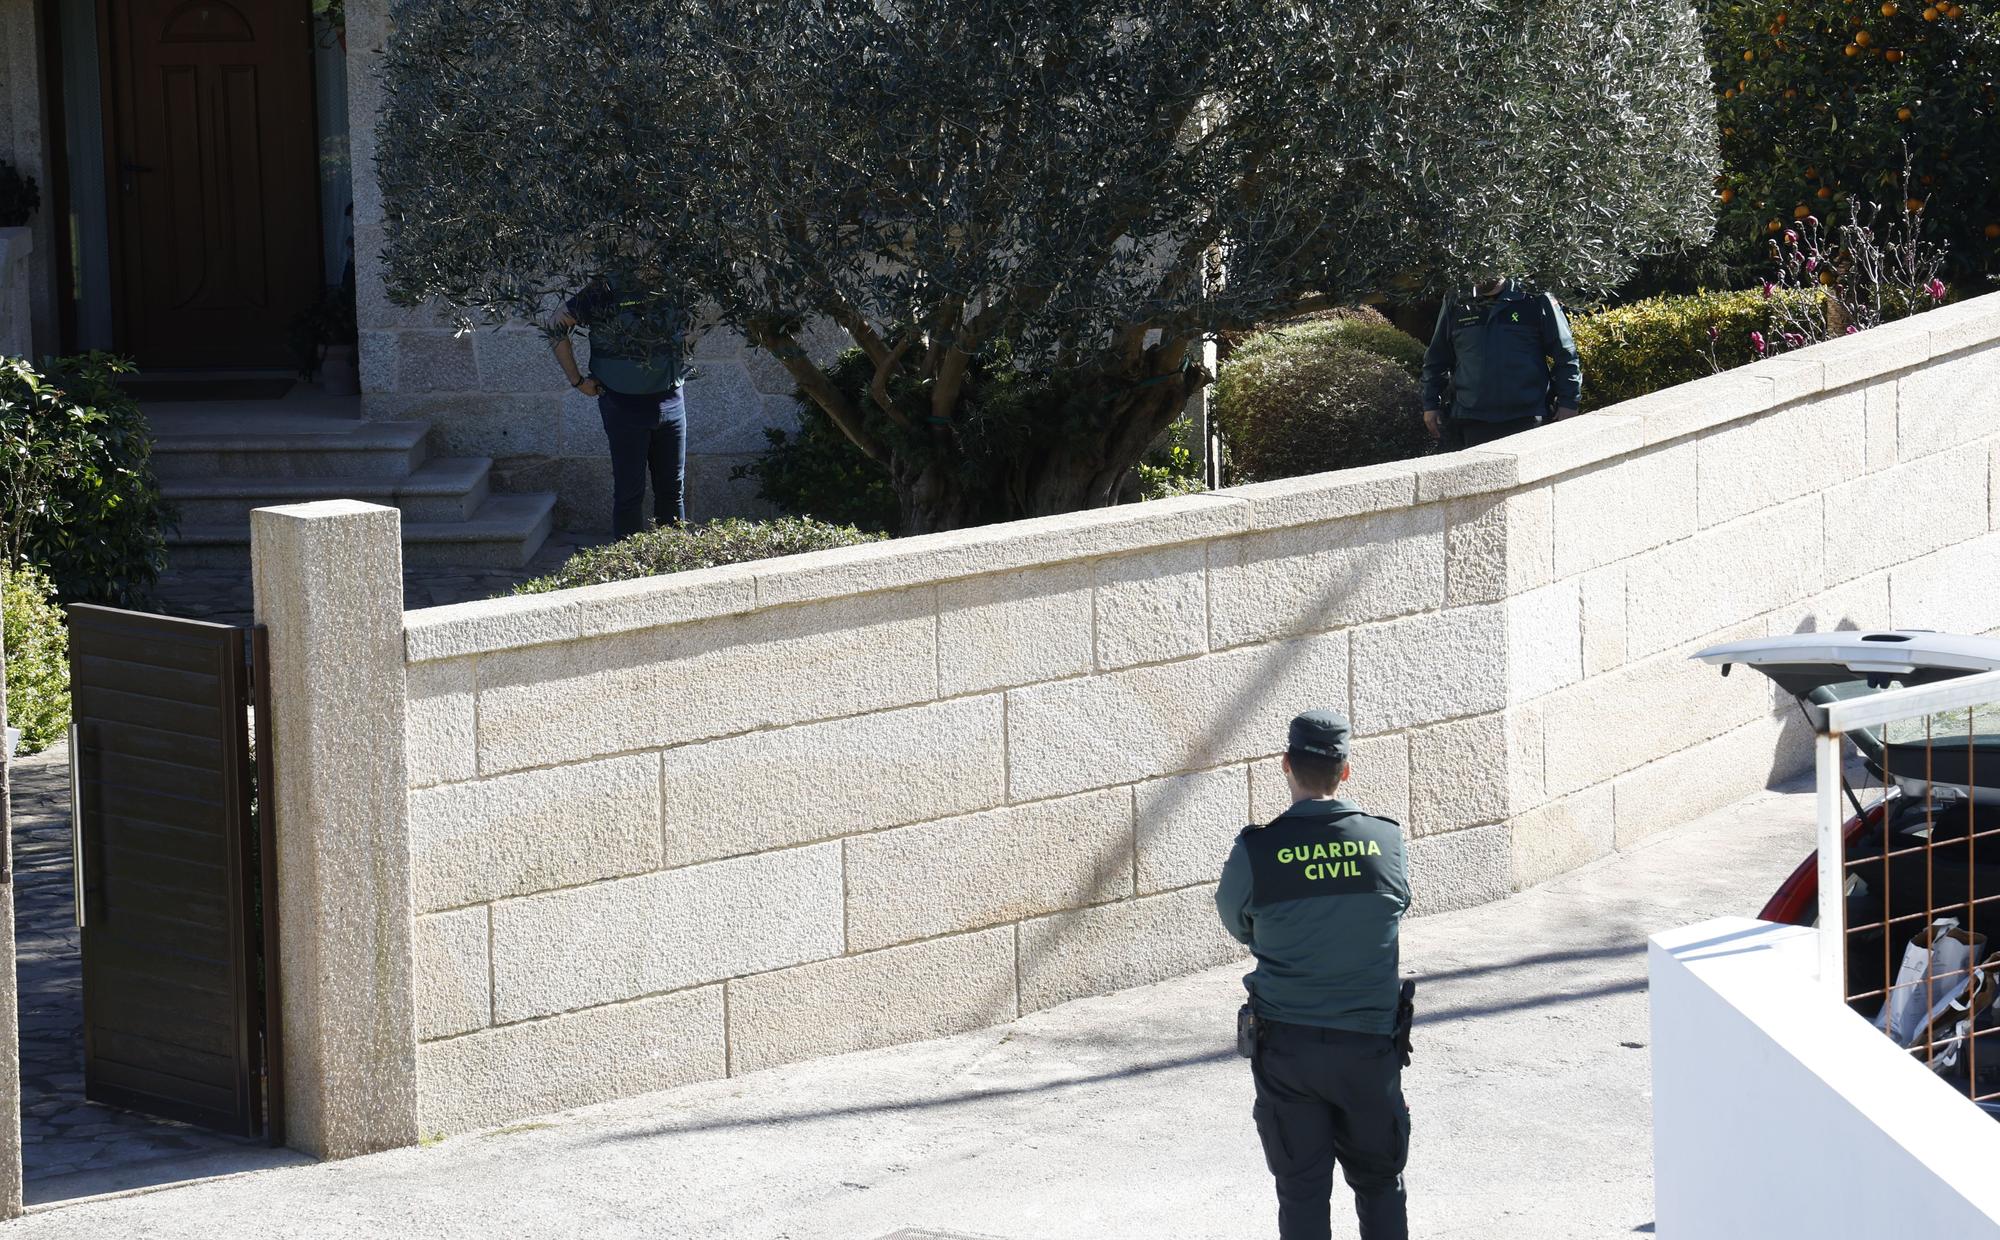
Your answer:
[1876,919,1987,1047]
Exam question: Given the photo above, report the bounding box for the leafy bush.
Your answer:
[733,351,902,533]
[0,159,37,228]
[0,354,173,607]
[1572,289,1793,411]
[3,563,68,755]
[1245,306,1430,380]
[1213,324,1429,485]
[515,517,886,593]
[1707,0,2000,287]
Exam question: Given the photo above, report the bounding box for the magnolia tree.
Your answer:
[379,0,1718,532]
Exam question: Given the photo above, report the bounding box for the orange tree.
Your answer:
[1709,0,2000,286]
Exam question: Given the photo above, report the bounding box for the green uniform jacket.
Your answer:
[1214,797,1412,1035]
[1421,280,1583,423]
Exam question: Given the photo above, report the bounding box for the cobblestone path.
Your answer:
[10,743,262,1201]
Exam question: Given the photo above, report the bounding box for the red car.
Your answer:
[1694,630,2000,1015]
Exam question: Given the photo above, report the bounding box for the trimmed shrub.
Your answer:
[1232,305,1429,379]
[1213,324,1429,485]
[515,517,886,593]
[1571,289,1804,411]
[0,354,173,607]
[3,563,68,755]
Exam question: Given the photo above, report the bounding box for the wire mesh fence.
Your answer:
[1817,670,2000,1119]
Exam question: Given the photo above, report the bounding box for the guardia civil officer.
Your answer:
[1215,710,1413,1240]
[1421,275,1584,450]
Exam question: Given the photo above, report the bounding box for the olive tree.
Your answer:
[379,0,1718,532]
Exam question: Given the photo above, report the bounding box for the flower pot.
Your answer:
[319,342,359,396]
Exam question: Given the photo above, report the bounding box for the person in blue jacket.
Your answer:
[1421,276,1584,450]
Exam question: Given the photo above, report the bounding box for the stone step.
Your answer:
[161,457,493,526]
[168,493,559,572]
[150,420,431,481]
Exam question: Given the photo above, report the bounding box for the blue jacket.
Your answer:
[1421,281,1583,423]
[1215,797,1412,1035]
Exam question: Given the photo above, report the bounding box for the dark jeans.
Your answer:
[1251,1019,1410,1240]
[598,387,687,538]
[1442,413,1542,450]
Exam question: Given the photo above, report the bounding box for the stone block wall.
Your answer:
[262,292,2000,1146]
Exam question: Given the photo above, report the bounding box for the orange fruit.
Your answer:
[1886,48,1904,61]
[1805,166,1819,178]
[1768,220,1784,234]
[1855,29,1874,44]
[1720,187,1737,203]
[1818,186,1834,198]
[1898,105,1915,119]
[1820,270,1837,286]
[1795,204,1813,219]
[1947,4,1962,16]
[1744,48,1757,60]
[1883,1,1899,14]
[1924,5,1940,17]
[1907,197,1926,212]
[1846,42,1862,55]
[1784,87,1798,98]
[1985,223,2000,239]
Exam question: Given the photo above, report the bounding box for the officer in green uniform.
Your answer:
[1215,710,1413,1240]
[1421,276,1583,450]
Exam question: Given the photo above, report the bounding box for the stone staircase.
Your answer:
[148,401,557,570]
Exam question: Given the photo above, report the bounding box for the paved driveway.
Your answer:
[10,782,1816,1238]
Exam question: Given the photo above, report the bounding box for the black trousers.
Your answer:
[598,387,688,538]
[1251,1019,1410,1240]
[1441,413,1541,450]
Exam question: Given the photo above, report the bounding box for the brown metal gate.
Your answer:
[66,605,281,1140]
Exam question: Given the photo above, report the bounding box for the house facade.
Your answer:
[0,0,802,535]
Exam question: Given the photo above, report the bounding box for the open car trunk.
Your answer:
[1696,631,2000,1109]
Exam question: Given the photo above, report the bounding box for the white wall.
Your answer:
[1651,917,2000,1238]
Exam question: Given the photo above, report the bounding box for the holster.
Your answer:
[1393,979,1417,1067]
[1237,1001,1260,1059]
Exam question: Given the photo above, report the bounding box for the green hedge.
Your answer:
[0,354,173,607]
[1214,322,1429,485]
[516,517,886,593]
[3,563,68,755]
[1572,289,1801,412]
[1234,305,1428,379]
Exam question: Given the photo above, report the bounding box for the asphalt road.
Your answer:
[11,782,1816,1239]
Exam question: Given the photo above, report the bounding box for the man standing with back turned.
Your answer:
[1216,710,1414,1240]
[1421,275,1584,450]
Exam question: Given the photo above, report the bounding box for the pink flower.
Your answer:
[1806,215,1820,228]
[1761,280,1776,300]
[1784,332,1805,348]
[1708,325,1721,342]
[1845,325,1860,335]
[1805,257,1818,273]
[1927,278,1947,301]
[1750,331,1768,356]
[1784,230,1798,246]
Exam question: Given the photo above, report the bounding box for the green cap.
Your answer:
[1287,709,1351,761]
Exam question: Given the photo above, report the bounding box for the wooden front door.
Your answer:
[101,0,321,369]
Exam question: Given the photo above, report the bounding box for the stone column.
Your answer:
[0,621,22,1219]
[251,500,418,1158]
